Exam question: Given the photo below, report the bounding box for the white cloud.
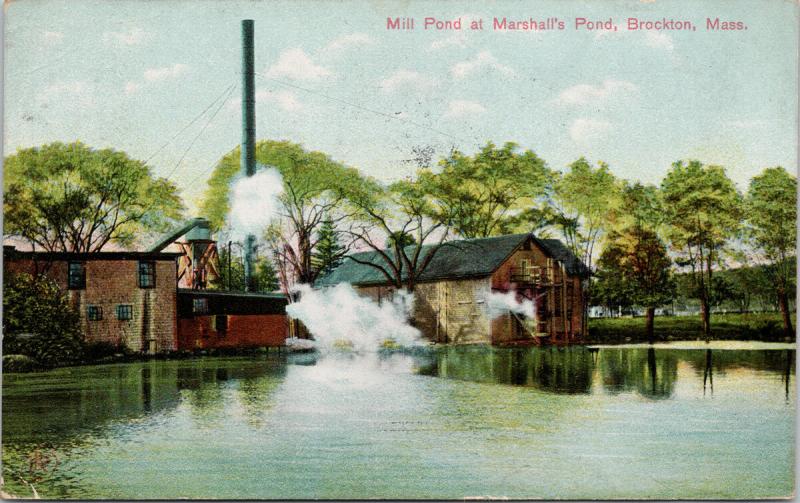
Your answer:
[450,50,515,79]
[428,32,468,51]
[43,31,64,45]
[257,89,303,111]
[569,118,612,143]
[379,70,436,93]
[723,119,768,129]
[144,63,188,82]
[444,100,486,118]
[123,64,188,94]
[103,27,148,46]
[320,33,372,56]
[555,79,637,106]
[266,48,332,81]
[36,81,95,107]
[228,89,304,112]
[124,82,141,95]
[644,31,674,51]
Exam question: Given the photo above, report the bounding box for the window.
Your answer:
[193,298,209,314]
[116,304,133,321]
[68,262,86,289]
[138,261,155,288]
[87,305,103,321]
[215,315,228,335]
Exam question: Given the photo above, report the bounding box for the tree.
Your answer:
[4,142,185,252]
[746,167,797,337]
[596,228,675,342]
[311,217,346,276]
[211,243,279,293]
[343,175,452,293]
[551,158,621,273]
[551,158,621,332]
[419,141,551,238]
[593,242,637,316]
[200,140,364,286]
[661,160,743,339]
[2,273,85,367]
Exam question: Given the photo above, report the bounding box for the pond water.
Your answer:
[2,344,795,499]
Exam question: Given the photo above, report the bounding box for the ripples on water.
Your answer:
[2,345,795,499]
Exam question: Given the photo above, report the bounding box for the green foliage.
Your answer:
[552,157,621,270]
[745,166,796,334]
[200,140,366,285]
[200,140,364,232]
[746,167,796,261]
[588,313,796,344]
[419,141,552,238]
[661,160,743,256]
[211,244,280,292]
[311,217,346,275]
[661,160,743,335]
[4,141,185,252]
[2,354,41,373]
[619,182,665,232]
[595,227,674,310]
[2,273,85,367]
[83,341,132,362]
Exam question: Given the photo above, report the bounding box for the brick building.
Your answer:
[176,289,288,350]
[3,246,180,353]
[316,233,590,345]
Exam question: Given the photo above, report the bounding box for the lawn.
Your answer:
[587,312,796,344]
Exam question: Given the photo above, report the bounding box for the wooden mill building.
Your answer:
[316,233,590,345]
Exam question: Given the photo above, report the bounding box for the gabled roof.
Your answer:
[316,233,589,287]
[537,239,592,278]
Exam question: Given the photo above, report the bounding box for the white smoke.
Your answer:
[486,291,537,320]
[228,166,283,240]
[286,283,422,352]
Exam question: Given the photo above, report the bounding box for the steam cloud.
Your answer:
[486,291,537,320]
[228,166,283,240]
[286,283,422,352]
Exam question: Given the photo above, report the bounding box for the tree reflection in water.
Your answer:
[416,345,793,400]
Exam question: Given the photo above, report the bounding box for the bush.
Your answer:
[587,312,796,344]
[2,354,41,373]
[3,273,85,367]
[83,341,131,362]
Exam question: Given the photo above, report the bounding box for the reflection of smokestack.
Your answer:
[241,19,256,291]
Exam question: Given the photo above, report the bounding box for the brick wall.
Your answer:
[4,256,178,353]
[177,314,287,350]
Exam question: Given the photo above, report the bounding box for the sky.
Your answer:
[4,0,798,214]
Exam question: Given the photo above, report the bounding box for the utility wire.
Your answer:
[145,82,237,164]
[182,74,482,194]
[253,72,480,145]
[165,83,237,181]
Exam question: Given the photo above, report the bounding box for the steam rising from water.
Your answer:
[486,291,537,320]
[286,283,422,352]
[228,167,283,240]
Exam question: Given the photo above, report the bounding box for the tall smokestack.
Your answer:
[241,19,256,291]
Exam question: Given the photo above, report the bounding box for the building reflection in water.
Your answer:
[3,356,289,449]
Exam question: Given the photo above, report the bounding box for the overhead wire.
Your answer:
[253,72,480,146]
[181,73,482,194]
[145,82,236,165]
[164,83,238,181]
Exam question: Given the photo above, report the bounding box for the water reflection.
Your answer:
[417,346,794,400]
[3,357,288,446]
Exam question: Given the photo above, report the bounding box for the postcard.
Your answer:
[1,0,796,499]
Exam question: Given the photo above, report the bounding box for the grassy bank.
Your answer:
[587,312,797,344]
